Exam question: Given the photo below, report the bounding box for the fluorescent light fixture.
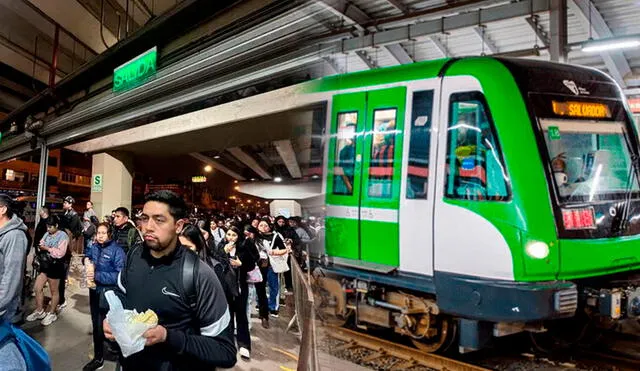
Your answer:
[274,177,282,183]
[582,36,640,53]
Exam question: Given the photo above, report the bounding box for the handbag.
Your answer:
[246,266,263,283]
[269,254,290,273]
[35,252,52,272]
[267,233,290,273]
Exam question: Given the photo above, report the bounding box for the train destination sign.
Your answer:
[113,47,157,93]
[551,100,611,119]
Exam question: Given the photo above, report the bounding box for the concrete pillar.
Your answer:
[550,0,568,63]
[91,152,134,219]
[269,200,301,218]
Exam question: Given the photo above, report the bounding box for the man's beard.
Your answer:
[145,237,176,253]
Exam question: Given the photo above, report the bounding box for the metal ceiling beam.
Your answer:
[26,0,117,53]
[355,50,375,69]
[322,56,340,73]
[384,43,414,64]
[365,0,523,29]
[189,153,246,181]
[550,0,567,62]
[568,0,631,87]
[384,0,410,15]
[227,147,272,180]
[273,139,302,178]
[429,36,451,57]
[525,16,550,47]
[320,0,551,56]
[473,26,498,54]
[319,0,413,65]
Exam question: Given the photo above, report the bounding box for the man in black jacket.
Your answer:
[112,207,142,254]
[59,196,82,311]
[104,190,236,370]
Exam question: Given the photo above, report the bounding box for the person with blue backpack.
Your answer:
[0,194,51,371]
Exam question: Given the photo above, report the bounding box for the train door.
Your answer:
[325,87,406,268]
[399,82,438,276]
[433,76,513,279]
[326,92,366,261]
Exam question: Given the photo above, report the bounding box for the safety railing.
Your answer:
[287,250,320,371]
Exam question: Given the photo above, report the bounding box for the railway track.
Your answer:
[324,326,490,371]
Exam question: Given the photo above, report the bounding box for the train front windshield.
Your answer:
[533,94,640,205]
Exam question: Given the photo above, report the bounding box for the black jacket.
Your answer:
[61,209,82,238]
[117,244,236,371]
[113,222,142,254]
[33,216,49,249]
[216,238,258,287]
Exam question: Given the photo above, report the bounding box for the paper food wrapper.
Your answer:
[105,290,157,358]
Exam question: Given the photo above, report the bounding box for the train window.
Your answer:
[406,90,434,199]
[368,108,397,198]
[333,112,358,196]
[445,92,510,201]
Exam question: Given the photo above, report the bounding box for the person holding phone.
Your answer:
[216,226,255,360]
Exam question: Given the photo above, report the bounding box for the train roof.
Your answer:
[307,57,620,99]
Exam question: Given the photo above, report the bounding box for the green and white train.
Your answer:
[305,57,640,352]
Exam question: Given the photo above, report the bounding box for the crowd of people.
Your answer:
[0,190,323,371]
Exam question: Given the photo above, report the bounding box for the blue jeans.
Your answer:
[267,267,279,311]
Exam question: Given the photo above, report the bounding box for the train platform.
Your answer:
[19,257,367,371]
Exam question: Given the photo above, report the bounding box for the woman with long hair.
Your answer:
[216,225,256,360]
[255,218,288,324]
[82,223,125,371]
[27,215,68,326]
[179,223,213,266]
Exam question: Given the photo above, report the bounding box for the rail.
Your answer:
[325,326,491,371]
[288,250,320,371]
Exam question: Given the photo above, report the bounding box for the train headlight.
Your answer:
[525,241,550,259]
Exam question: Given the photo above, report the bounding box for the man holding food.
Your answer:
[104,190,236,370]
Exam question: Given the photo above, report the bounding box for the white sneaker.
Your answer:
[239,347,250,360]
[56,302,67,313]
[26,309,46,322]
[41,313,57,326]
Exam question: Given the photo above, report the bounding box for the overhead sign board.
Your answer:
[113,47,157,93]
[192,176,207,183]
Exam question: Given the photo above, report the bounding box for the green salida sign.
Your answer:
[113,47,157,93]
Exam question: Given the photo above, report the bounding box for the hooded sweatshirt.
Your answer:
[0,214,28,321]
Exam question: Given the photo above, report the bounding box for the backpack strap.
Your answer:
[182,250,199,311]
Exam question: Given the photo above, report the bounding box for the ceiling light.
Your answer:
[204,165,212,173]
[312,174,320,179]
[274,177,282,183]
[582,36,640,53]
[213,155,221,159]
[234,180,238,184]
